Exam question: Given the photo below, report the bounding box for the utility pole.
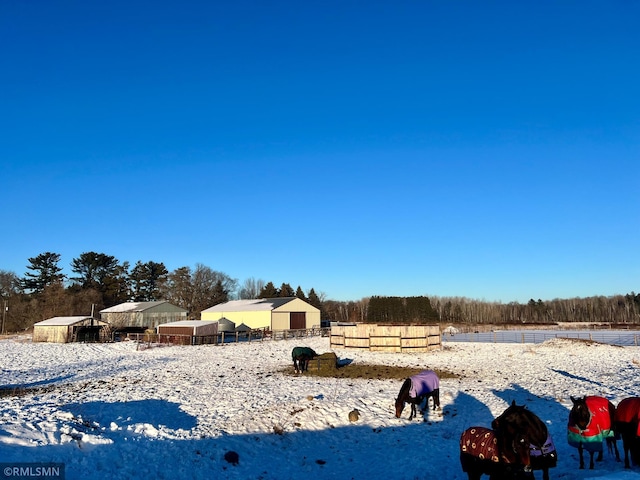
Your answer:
[1,299,7,335]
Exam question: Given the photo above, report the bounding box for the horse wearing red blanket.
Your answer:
[614,396,640,469]
[568,395,620,469]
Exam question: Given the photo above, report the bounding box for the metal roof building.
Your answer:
[201,297,320,330]
[33,316,108,343]
[100,301,188,329]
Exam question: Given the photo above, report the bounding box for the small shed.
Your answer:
[157,320,218,337]
[33,316,108,343]
[235,323,251,333]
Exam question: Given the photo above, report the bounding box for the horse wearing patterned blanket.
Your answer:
[460,426,534,480]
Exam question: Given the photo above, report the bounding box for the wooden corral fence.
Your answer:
[330,324,441,353]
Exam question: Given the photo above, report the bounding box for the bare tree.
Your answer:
[238,277,265,299]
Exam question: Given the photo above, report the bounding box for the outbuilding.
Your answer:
[100,301,188,330]
[33,316,109,343]
[201,297,320,331]
[156,320,219,345]
[157,320,218,337]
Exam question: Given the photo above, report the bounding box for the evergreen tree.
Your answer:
[22,252,65,294]
[70,252,119,290]
[130,261,168,302]
[295,286,307,301]
[278,283,295,297]
[101,261,131,306]
[258,282,278,298]
[307,288,322,310]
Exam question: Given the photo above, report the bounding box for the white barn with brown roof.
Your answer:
[201,297,320,330]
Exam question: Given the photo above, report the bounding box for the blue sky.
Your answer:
[1,1,638,303]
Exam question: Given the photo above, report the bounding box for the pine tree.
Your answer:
[295,286,307,301]
[22,252,65,294]
[278,283,295,297]
[307,288,322,310]
[258,281,278,298]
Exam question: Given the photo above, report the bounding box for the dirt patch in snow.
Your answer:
[283,363,458,380]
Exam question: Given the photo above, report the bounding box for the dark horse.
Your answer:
[460,426,534,480]
[614,397,640,469]
[568,395,620,469]
[492,402,557,480]
[291,346,317,373]
[394,370,440,420]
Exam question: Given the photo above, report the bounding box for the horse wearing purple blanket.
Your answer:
[395,369,441,420]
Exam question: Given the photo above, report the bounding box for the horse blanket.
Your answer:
[530,432,558,469]
[615,397,640,437]
[568,396,615,452]
[409,370,439,399]
[460,427,502,463]
[292,347,317,360]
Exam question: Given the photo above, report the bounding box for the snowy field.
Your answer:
[2,335,640,480]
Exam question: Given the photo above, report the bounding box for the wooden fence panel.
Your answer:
[330,324,440,353]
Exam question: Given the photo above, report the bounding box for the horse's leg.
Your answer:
[590,451,596,469]
[578,444,585,469]
[542,467,549,480]
[409,402,415,420]
[433,388,441,410]
[623,436,631,468]
[609,437,621,462]
[293,358,299,373]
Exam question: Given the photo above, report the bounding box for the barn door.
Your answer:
[290,312,306,329]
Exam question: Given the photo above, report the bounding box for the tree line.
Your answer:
[0,251,324,332]
[1,251,638,333]
[321,293,640,326]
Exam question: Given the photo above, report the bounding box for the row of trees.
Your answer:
[366,296,439,324]
[0,251,325,332]
[321,293,640,326]
[1,251,638,333]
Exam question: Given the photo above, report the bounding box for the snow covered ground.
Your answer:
[2,335,640,480]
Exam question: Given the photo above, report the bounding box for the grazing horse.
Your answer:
[394,370,440,420]
[614,397,640,469]
[460,426,534,480]
[492,401,557,480]
[291,346,317,373]
[568,395,620,469]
